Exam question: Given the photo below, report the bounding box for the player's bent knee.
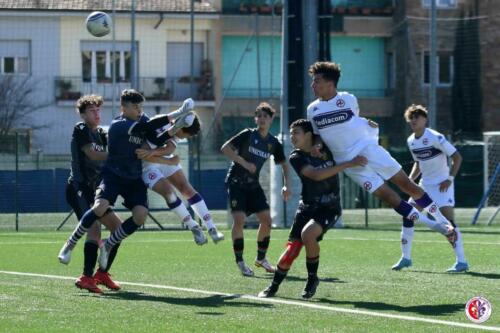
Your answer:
[279,240,303,267]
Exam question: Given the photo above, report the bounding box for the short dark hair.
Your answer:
[178,112,201,136]
[255,102,276,117]
[120,89,145,105]
[308,61,341,87]
[76,94,103,113]
[290,118,313,134]
[404,104,428,121]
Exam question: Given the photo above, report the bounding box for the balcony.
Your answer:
[222,0,282,15]
[55,76,214,102]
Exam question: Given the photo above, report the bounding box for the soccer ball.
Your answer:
[86,11,111,37]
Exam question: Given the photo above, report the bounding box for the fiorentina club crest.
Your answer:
[148,173,157,180]
[336,99,345,108]
[423,138,429,145]
[465,296,492,323]
[409,212,419,221]
[428,204,437,213]
[363,181,372,191]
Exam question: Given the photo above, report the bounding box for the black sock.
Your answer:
[257,236,270,261]
[306,256,320,279]
[233,238,244,262]
[83,241,98,277]
[103,242,121,272]
[271,265,289,286]
[107,217,139,249]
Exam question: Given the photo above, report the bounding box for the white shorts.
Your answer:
[142,163,182,189]
[342,144,402,193]
[409,182,455,208]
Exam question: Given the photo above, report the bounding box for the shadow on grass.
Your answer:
[99,291,274,309]
[251,274,345,283]
[316,297,464,316]
[410,270,500,279]
[341,226,500,235]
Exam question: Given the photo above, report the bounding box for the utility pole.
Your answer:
[429,0,437,128]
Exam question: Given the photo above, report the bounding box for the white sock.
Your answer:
[453,228,467,263]
[401,227,414,259]
[189,195,216,230]
[422,202,451,225]
[407,207,438,229]
[167,197,198,229]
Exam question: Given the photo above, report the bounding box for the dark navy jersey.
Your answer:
[289,148,340,207]
[105,113,174,179]
[69,122,107,189]
[225,128,286,186]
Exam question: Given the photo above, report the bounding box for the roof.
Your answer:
[0,0,218,13]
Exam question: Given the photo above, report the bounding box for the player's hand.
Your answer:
[311,143,323,158]
[164,155,180,165]
[281,186,291,202]
[368,119,379,128]
[245,162,257,174]
[135,148,153,159]
[439,180,452,192]
[351,155,368,167]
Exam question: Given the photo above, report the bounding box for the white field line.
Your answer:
[0,270,499,332]
[0,236,499,246]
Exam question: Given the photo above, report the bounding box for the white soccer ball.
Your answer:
[86,11,111,37]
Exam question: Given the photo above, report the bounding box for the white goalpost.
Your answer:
[471,131,500,225]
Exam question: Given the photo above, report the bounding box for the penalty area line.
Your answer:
[0,270,499,331]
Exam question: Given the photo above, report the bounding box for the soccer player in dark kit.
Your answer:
[59,90,194,268]
[221,102,292,277]
[64,94,123,293]
[258,119,366,299]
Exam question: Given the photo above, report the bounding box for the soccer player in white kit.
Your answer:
[306,61,457,250]
[392,104,468,272]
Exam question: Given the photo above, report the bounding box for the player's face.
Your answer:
[122,102,143,120]
[254,111,273,130]
[407,115,427,132]
[81,105,101,128]
[311,74,334,99]
[290,126,306,149]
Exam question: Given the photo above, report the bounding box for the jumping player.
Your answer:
[392,104,468,272]
[306,62,457,249]
[221,102,291,276]
[258,119,366,299]
[137,111,225,245]
[58,90,193,268]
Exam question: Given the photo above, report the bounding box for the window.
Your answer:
[422,51,453,86]
[422,0,457,9]
[81,42,135,83]
[0,41,30,75]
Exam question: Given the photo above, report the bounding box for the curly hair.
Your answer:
[404,104,428,121]
[308,61,341,87]
[120,89,145,105]
[76,94,103,113]
[255,102,276,117]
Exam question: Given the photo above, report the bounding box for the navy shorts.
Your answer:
[288,201,341,242]
[227,182,269,216]
[95,169,148,209]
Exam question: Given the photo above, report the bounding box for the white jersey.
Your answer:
[306,91,378,162]
[407,128,457,186]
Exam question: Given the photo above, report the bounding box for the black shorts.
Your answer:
[65,181,94,220]
[95,169,148,209]
[227,182,269,216]
[288,202,341,241]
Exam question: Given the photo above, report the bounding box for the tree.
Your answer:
[0,75,51,152]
